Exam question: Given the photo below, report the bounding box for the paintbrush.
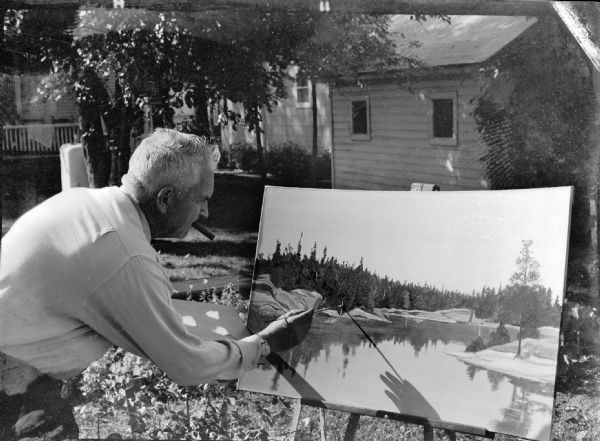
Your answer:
[192,221,215,241]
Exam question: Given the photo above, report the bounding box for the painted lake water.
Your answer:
[239,315,557,441]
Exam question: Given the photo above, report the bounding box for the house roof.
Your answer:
[389,15,537,67]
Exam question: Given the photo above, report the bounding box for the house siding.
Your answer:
[332,76,489,191]
[262,78,332,153]
[221,78,332,154]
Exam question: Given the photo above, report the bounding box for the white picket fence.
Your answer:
[2,123,80,155]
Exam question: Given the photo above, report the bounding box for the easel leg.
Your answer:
[343,413,360,441]
[444,429,457,441]
[286,399,302,441]
[423,422,434,441]
[319,408,327,441]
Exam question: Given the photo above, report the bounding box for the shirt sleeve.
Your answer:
[83,254,264,385]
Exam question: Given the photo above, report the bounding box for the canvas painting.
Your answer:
[238,186,572,441]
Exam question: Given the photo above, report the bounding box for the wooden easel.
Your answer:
[285,399,495,441]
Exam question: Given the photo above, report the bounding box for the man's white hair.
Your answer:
[121,128,220,202]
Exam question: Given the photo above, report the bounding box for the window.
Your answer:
[295,76,310,107]
[350,97,370,140]
[430,92,457,146]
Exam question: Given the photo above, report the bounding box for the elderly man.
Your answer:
[0,128,313,440]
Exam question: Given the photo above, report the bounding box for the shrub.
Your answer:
[315,149,332,182]
[267,142,310,185]
[229,142,258,172]
[487,323,510,348]
[217,147,231,170]
[76,284,272,440]
[465,336,486,353]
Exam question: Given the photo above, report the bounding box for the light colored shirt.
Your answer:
[0,186,265,385]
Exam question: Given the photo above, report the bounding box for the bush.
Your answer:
[266,142,309,184]
[217,147,231,170]
[315,149,332,182]
[77,284,273,440]
[465,336,486,353]
[266,142,331,185]
[487,323,510,347]
[229,142,258,172]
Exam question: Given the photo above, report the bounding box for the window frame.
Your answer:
[350,96,371,141]
[295,76,311,108]
[429,91,458,146]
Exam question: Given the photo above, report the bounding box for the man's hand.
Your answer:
[258,309,314,353]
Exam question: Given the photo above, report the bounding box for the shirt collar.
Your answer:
[119,187,152,242]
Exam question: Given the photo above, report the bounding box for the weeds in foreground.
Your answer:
[74,275,599,441]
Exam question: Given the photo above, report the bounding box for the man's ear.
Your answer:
[156,186,175,214]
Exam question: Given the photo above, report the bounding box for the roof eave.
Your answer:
[334,63,484,86]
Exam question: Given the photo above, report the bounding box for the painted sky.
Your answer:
[256,186,572,300]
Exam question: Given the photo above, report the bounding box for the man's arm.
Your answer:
[83,255,311,385]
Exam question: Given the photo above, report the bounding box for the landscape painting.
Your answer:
[238,186,572,441]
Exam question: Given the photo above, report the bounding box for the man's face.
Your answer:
[163,167,214,238]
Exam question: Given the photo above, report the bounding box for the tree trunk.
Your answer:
[112,105,136,185]
[250,101,267,180]
[0,7,6,239]
[589,18,600,300]
[256,123,266,180]
[82,129,111,188]
[516,317,524,358]
[78,69,111,188]
[310,78,318,186]
[193,86,211,138]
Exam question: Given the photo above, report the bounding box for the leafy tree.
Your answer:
[473,15,594,253]
[291,13,402,184]
[3,7,317,186]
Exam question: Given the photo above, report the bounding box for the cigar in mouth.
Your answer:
[192,221,215,241]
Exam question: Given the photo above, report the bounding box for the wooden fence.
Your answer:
[2,123,80,155]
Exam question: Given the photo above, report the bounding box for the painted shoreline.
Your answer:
[316,306,560,384]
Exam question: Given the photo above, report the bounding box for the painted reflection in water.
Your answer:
[239,316,555,441]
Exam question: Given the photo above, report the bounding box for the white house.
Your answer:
[330,15,537,191]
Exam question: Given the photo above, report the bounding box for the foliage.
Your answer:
[287,13,410,184]
[2,8,78,75]
[229,142,258,172]
[256,239,561,329]
[473,15,595,253]
[465,336,486,353]
[77,283,272,440]
[3,8,320,185]
[500,240,550,356]
[266,142,310,184]
[265,141,331,185]
[0,74,17,125]
[509,240,540,285]
[500,284,547,337]
[217,147,231,170]
[487,323,511,348]
[292,14,405,87]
